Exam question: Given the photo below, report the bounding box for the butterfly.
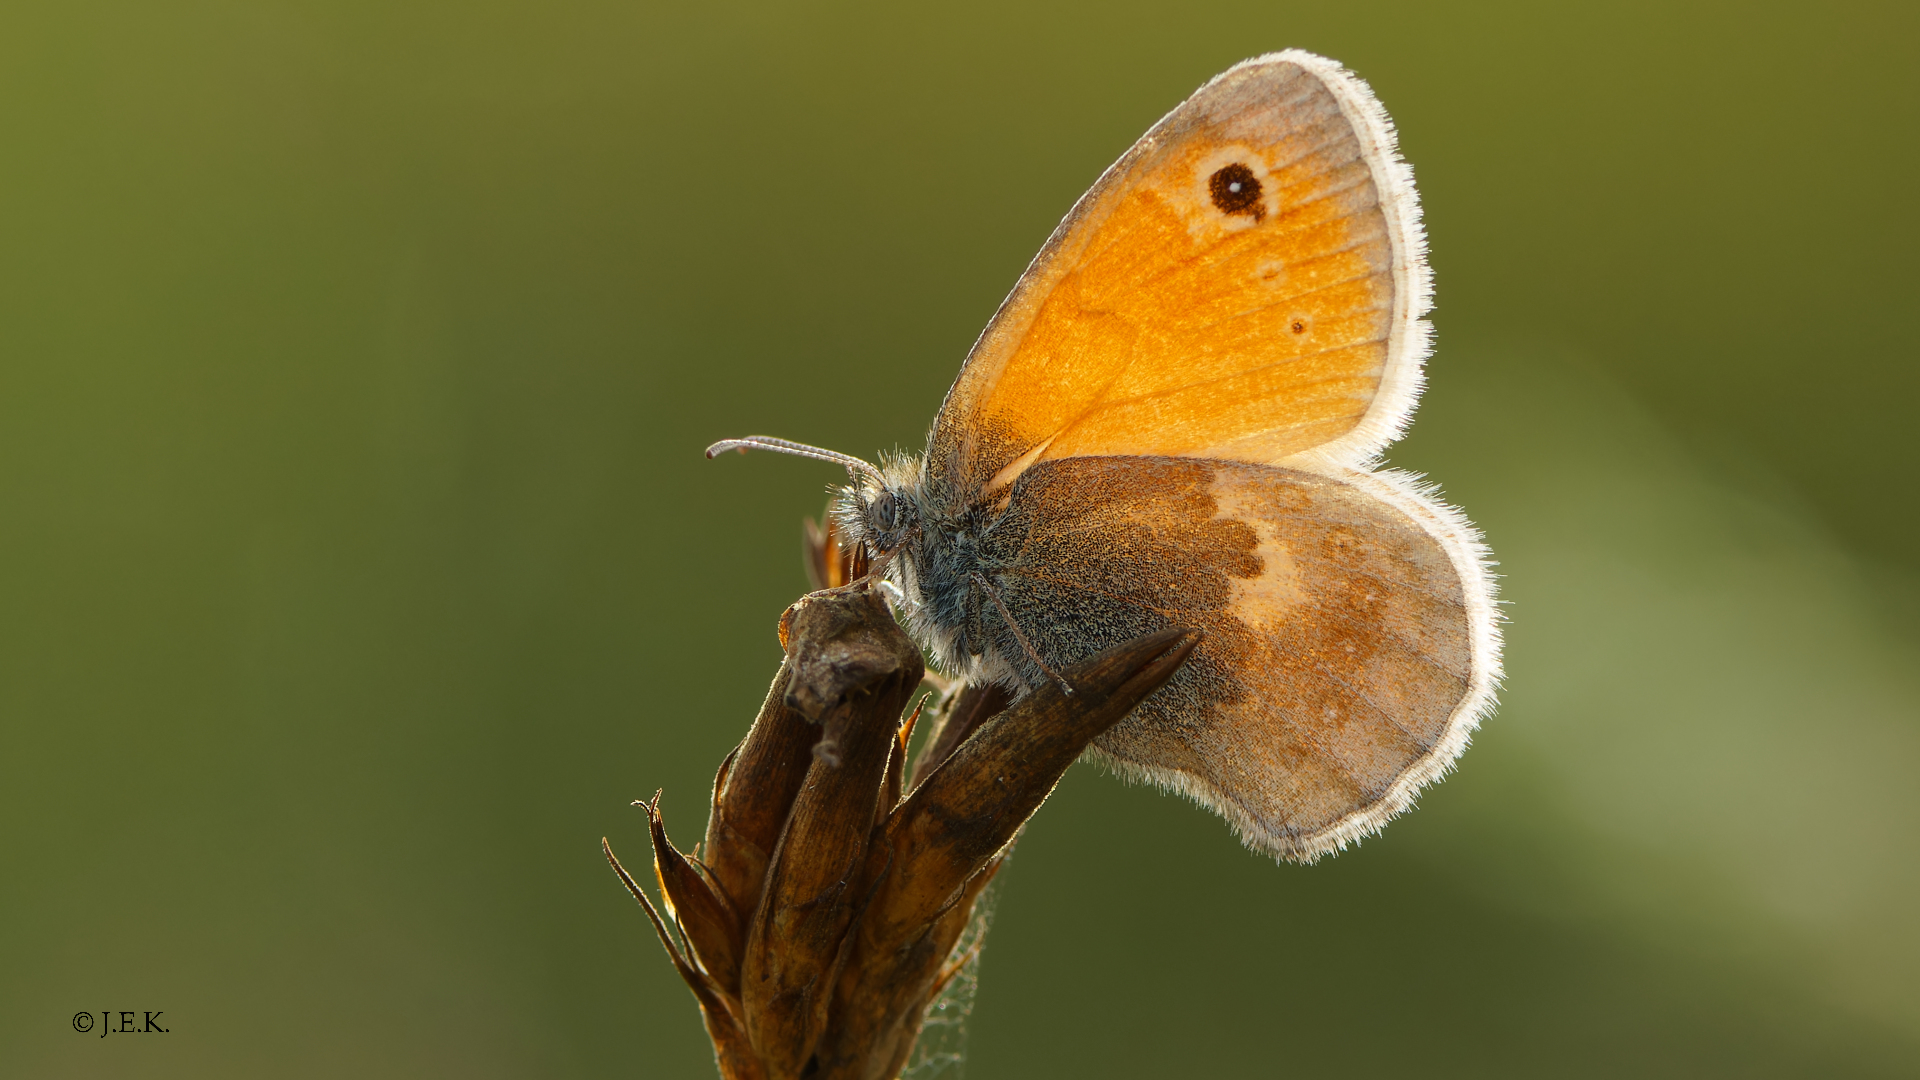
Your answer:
[710,50,1501,862]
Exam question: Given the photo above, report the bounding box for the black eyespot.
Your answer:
[1290,319,1307,334]
[1209,163,1264,220]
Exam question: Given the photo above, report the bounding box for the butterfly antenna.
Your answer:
[705,436,885,486]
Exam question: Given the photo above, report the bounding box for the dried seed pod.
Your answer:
[612,581,1195,1080]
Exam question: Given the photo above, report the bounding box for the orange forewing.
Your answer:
[929,54,1420,498]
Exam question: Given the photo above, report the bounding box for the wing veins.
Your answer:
[1176,265,1388,333]
[1062,357,1385,417]
[1304,664,1429,745]
[1098,172,1381,305]
[1025,166,1389,450]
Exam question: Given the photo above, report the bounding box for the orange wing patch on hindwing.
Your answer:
[931,51,1430,500]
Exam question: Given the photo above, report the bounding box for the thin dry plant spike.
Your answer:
[645,793,746,993]
[882,700,922,817]
[605,836,689,976]
[609,836,765,1079]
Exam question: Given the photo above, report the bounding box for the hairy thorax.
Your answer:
[834,452,1013,686]
[843,454,1265,695]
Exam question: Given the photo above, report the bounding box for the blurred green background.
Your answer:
[4,1,1918,1076]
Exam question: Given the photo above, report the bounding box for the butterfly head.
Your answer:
[832,453,930,569]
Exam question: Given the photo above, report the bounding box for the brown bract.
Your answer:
[607,580,1196,1080]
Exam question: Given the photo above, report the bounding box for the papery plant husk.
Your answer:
[607,520,1196,1080]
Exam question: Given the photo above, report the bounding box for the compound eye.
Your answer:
[869,491,899,531]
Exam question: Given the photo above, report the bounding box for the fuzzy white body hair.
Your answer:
[832,451,1015,687]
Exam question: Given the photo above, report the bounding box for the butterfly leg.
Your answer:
[970,571,1074,696]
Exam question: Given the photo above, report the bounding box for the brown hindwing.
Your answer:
[977,455,1476,860]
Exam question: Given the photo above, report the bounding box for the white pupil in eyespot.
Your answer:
[1228,182,1242,192]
